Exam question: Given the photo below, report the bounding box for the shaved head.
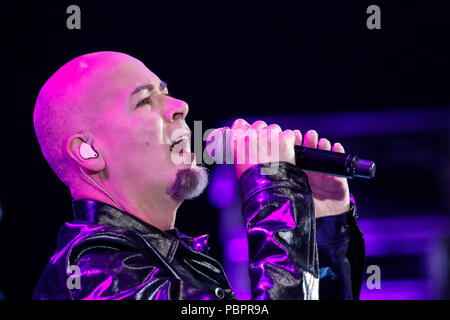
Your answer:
[34,51,203,230]
[33,51,146,187]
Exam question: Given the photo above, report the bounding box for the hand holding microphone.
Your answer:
[206,119,375,217]
[229,119,298,179]
[206,119,375,180]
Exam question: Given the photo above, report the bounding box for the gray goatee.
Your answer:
[166,166,209,201]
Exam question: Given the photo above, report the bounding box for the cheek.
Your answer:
[98,109,171,176]
[130,113,164,147]
[114,114,167,169]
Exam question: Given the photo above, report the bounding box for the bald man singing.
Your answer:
[33,52,365,300]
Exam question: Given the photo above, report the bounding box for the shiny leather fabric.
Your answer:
[33,200,236,300]
[239,162,365,300]
[33,161,365,300]
[316,207,365,300]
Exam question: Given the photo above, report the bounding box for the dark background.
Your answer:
[0,1,449,299]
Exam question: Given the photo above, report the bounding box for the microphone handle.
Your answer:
[294,145,376,179]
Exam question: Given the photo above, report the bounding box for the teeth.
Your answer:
[174,136,187,144]
[171,135,189,151]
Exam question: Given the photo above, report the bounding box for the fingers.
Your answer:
[279,129,295,145]
[251,121,282,142]
[230,119,250,157]
[332,142,345,153]
[250,121,283,140]
[304,129,345,153]
[250,120,268,130]
[232,119,283,140]
[231,118,250,131]
[231,122,345,153]
[293,130,302,146]
[265,124,282,142]
[303,130,318,148]
[255,122,283,161]
[266,123,282,133]
[279,129,295,164]
[318,138,332,151]
[230,121,347,167]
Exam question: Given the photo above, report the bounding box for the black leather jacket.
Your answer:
[33,162,365,300]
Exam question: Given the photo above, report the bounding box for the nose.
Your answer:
[165,96,189,122]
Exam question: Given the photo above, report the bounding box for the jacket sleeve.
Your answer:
[239,162,366,300]
[316,203,366,300]
[63,233,225,300]
[239,162,320,300]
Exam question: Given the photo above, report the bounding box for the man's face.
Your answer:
[91,58,195,201]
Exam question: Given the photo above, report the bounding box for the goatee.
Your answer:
[166,166,209,201]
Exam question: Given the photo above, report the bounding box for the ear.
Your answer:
[66,133,106,173]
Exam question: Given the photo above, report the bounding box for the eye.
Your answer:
[136,96,152,107]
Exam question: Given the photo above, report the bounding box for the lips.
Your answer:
[170,134,190,153]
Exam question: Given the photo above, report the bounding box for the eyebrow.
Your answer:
[131,81,168,96]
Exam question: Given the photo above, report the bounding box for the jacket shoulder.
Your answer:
[62,223,146,265]
[33,222,144,300]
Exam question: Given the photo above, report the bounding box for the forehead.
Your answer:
[105,59,162,94]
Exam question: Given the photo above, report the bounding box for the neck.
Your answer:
[71,181,181,231]
[121,193,181,231]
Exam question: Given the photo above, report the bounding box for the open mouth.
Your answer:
[170,135,190,154]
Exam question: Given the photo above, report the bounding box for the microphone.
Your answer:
[205,127,376,179]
